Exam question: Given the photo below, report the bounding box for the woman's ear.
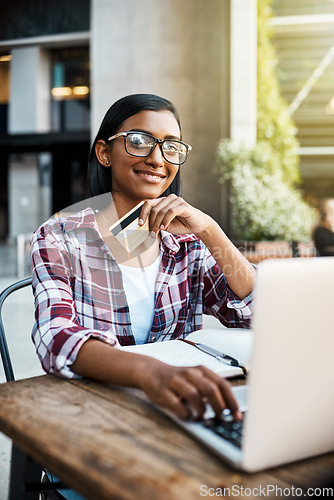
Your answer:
[95,140,111,167]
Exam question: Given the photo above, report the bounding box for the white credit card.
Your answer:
[108,201,150,253]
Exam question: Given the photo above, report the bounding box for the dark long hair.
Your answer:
[87,94,182,197]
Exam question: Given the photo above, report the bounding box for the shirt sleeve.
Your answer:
[201,247,254,328]
[31,223,121,379]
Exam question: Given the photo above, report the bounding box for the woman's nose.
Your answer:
[145,143,164,168]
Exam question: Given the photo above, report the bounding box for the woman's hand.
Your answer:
[139,194,255,299]
[72,340,242,421]
[139,194,213,238]
[138,359,242,421]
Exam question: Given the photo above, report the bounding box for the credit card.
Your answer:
[108,201,150,253]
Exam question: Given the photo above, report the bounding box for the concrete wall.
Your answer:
[8,153,52,237]
[91,0,230,224]
[8,46,52,237]
[9,154,40,236]
[9,46,51,134]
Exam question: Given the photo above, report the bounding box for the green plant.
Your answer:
[214,0,317,241]
[215,140,316,241]
[257,0,301,186]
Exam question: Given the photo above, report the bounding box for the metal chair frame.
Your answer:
[0,277,33,382]
[0,277,67,499]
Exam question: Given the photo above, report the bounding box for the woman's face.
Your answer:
[108,110,180,205]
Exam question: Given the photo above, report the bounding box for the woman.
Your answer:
[32,94,255,424]
[313,198,334,256]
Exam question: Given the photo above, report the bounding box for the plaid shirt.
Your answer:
[31,208,253,379]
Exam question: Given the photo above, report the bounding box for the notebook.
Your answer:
[158,257,334,472]
[121,328,253,378]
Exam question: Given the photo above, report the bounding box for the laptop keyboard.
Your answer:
[202,414,244,448]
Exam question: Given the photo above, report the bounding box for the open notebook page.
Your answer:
[121,328,253,378]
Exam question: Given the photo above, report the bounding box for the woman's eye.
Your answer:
[131,134,146,146]
[130,134,152,148]
[164,143,178,154]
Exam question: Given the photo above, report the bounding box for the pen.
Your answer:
[180,338,247,376]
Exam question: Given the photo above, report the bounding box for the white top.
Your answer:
[118,256,160,344]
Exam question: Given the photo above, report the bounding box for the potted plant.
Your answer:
[215,139,316,243]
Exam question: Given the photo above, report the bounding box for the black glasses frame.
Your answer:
[107,131,192,165]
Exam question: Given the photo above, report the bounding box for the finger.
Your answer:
[147,195,178,229]
[160,389,193,419]
[183,367,227,418]
[149,197,186,235]
[186,366,240,420]
[217,378,242,421]
[138,197,177,231]
[138,199,157,226]
[155,201,186,233]
[199,366,241,420]
[169,374,207,419]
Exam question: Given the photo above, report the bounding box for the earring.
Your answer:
[105,160,110,165]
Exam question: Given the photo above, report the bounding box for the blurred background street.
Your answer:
[0,242,17,278]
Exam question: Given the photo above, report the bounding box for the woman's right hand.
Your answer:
[138,359,242,421]
[71,340,241,421]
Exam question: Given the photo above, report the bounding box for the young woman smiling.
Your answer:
[31,94,255,425]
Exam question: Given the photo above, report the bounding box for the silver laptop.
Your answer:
[166,257,334,472]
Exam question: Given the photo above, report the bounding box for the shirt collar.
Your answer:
[62,208,99,233]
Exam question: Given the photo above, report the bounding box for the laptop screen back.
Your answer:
[242,257,334,471]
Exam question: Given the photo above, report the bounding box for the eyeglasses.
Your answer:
[107,131,192,165]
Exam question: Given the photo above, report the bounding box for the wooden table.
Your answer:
[0,375,333,499]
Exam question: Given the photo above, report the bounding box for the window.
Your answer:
[0,0,90,40]
[50,47,90,132]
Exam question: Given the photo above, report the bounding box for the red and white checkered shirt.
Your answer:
[31,208,253,379]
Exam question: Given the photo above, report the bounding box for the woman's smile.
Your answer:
[133,168,167,183]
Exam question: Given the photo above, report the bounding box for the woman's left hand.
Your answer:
[139,194,212,238]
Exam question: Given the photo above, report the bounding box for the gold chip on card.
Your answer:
[108,201,150,253]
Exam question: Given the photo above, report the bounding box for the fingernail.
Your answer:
[235,410,242,421]
[138,218,144,225]
[150,231,156,238]
[160,225,165,230]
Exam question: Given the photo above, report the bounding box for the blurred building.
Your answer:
[0,0,91,238]
[0,0,257,239]
[272,0,334,204]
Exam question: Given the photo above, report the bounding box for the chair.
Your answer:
[0,278,67,499]
[0,277,33,382]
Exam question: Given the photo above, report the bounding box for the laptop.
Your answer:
[166,257,334,472]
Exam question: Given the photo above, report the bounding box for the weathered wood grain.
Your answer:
[0,375,332,499]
